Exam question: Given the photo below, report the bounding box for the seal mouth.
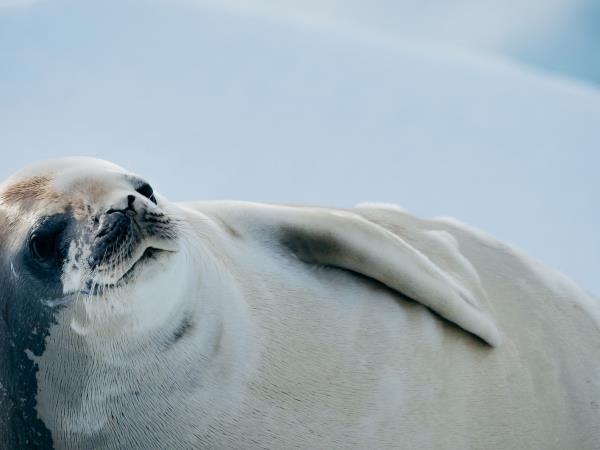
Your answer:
[83,246,173,296]
[119,246,164,282]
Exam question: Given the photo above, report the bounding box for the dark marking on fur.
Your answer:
[0,218,71,448]
[165,316,194,348]
[279,225,342,264]
[216,218,241,239]
[172,317,193,342]
[211,322,224,356]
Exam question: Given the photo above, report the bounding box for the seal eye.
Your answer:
[136,183,157,205]
[28,216,68,265]
[30,233,57,262]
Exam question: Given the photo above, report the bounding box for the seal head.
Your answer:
[0,157,181,447]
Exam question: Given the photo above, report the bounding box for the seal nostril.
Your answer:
[106,195,136,216]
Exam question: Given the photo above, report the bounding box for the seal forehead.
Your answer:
[0,175,56,205]
[0,157,134,218]
[1,157,127,194]
[5,157,125,181]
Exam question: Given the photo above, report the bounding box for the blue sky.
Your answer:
[1,0,599,296]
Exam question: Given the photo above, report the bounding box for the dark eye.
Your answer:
[28,221,66,264]
[30,233,57,262]
[136,183,157,205]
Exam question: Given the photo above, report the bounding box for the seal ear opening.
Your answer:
[277,208,502,347]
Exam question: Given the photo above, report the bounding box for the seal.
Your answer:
[0,157,598,449]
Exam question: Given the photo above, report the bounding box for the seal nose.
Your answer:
[106,195,137,216]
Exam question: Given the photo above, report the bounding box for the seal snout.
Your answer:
[88,211,134,270]
[88,196,140,271]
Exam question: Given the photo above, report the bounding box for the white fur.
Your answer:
[8,158,597,449]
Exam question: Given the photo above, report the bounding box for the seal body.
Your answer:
[0,158,598,449]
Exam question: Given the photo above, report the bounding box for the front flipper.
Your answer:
[256,205,501,347]
[186,202,502,347]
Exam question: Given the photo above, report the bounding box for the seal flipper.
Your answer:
[271,207,501,347]
[183,202,501,347]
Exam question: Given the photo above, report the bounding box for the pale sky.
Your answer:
[1,0,599,296]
